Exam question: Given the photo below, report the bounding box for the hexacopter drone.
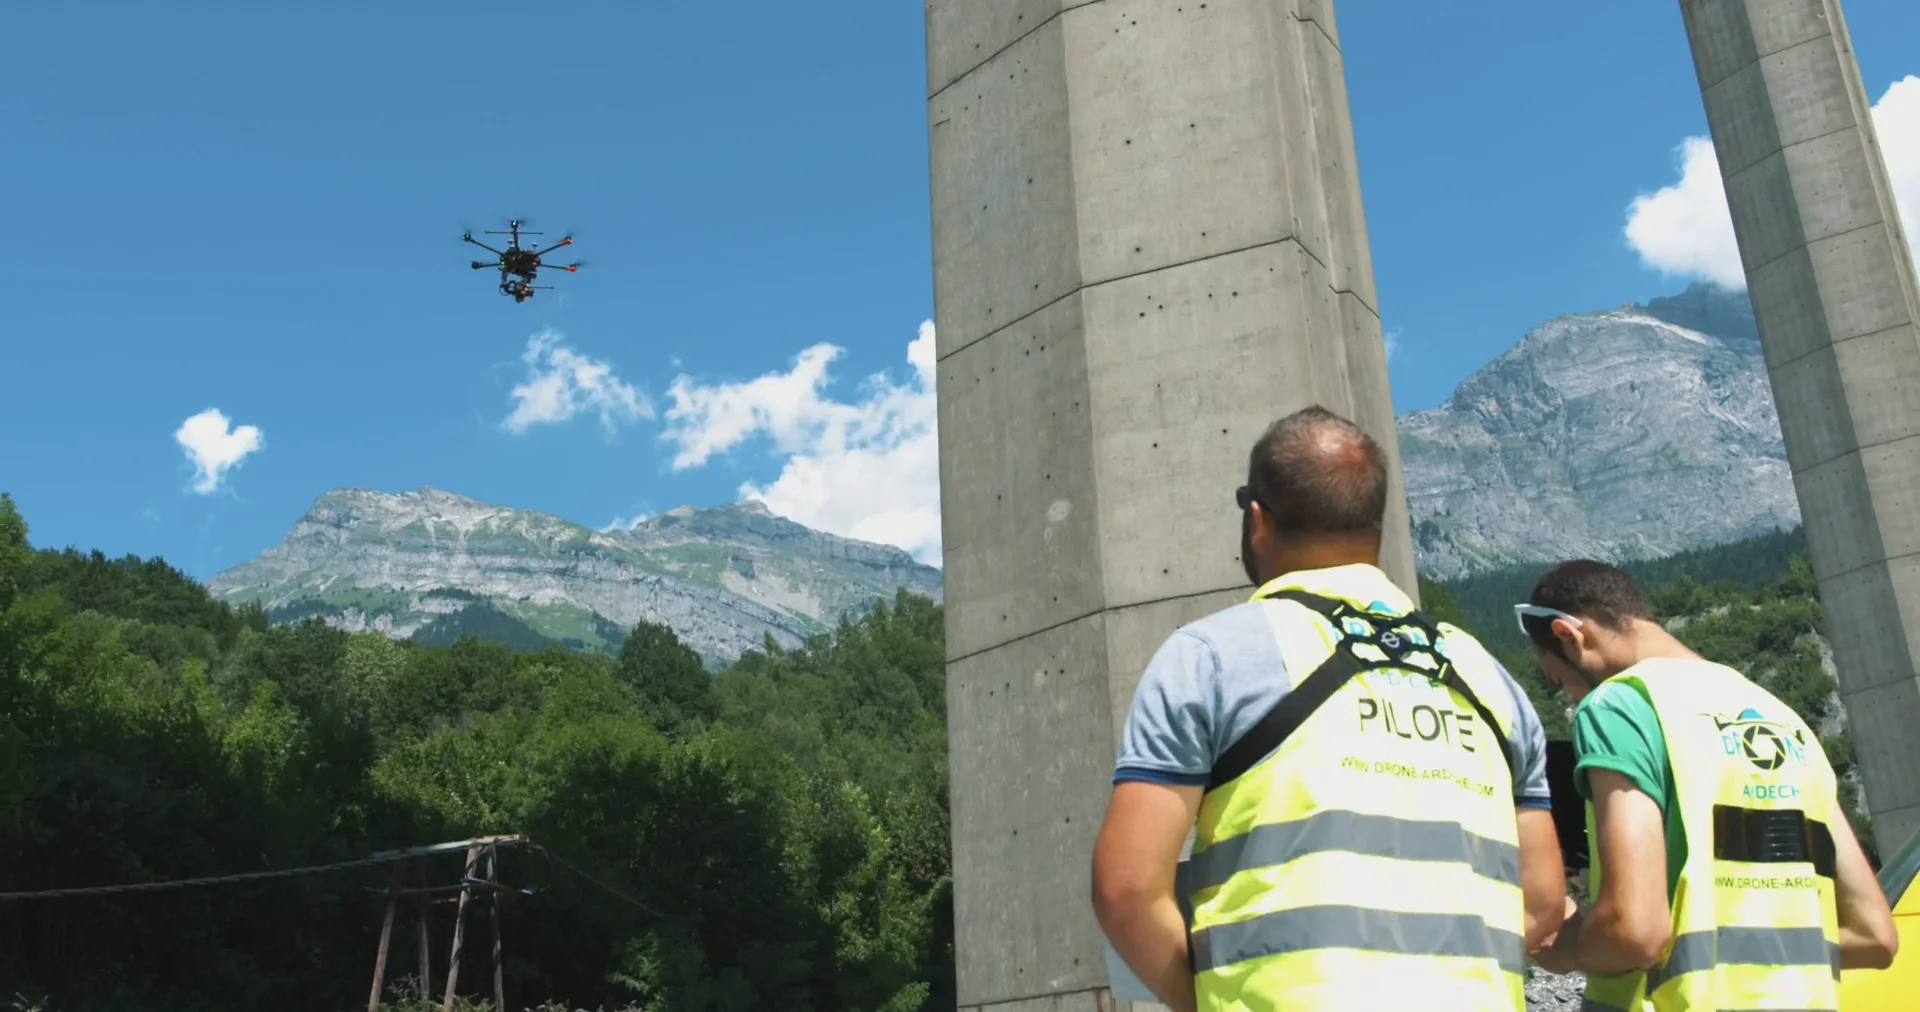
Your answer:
[462,219,581,302]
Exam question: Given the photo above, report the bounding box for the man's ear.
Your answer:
[1552,617,1584,658]
[1247,501,1274,551]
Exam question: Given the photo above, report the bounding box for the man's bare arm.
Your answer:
[1827,800,1899,970]
[1516,807,1569,953]
[1091,780,1203,1012]
[1549,769,1672,973]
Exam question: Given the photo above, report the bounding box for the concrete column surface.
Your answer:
[1679,0,1920,854]
[925,1,1412,1007]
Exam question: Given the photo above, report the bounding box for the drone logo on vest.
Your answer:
[1703,707,1809,771]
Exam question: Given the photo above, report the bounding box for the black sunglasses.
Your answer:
[1236,485,1255,510]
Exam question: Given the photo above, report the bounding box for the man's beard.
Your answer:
[1240,510,1260,587]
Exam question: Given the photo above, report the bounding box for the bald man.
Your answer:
[1091,405,1567,1011]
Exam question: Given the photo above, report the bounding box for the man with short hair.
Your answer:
[1519,559,1898,1009]
[1090,405,1568,1012]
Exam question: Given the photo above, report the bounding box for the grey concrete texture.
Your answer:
[927,0,1412,1006]
[1681,0,1920,852]
[945,590,1245,1008]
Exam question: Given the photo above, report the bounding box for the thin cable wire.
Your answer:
[526,844,669,920]
[0,837,530,902]
[0,854,401,901]
[0,836,665,922]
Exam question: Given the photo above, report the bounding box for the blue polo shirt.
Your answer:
[1114,565,1553,810]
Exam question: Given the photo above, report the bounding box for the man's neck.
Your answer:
[1271,537,1379,579]
[1615,620,1703,671]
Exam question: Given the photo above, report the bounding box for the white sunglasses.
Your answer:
[1513,603,1583,638]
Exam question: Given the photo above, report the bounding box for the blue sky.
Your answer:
[3,1,1916,581]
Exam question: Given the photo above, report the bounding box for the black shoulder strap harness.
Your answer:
[1206,590,1515,792]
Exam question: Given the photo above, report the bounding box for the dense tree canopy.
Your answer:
[0,494,950,1012]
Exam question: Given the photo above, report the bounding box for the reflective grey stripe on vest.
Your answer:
[1188,903,1526,976]
[1644,926,1842,992]
[1581,990,1837,1012]
[1183,809,1521,900]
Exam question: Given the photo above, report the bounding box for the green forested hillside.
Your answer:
[1429,526,1808,654]
[405,595,635,655]
[0,495,951,1012]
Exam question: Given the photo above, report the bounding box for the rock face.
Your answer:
[207,487,945,663]
[1401,283,1801,580]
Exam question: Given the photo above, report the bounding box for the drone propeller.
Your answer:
[531,219,585,245]
[481,217,544,244]
[531,236,576,258]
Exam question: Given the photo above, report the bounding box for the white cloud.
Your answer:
[1881,76,1920,254]
[1624,136,1747,288]
[504,330,653,435]
[175,408,263,495]
[1626,75,1920,289]
[601,507,655,532]
[1384,327,1403,362]
[659,321,943,566]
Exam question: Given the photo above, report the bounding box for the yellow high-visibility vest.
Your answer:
[1185,565,1528,1010]
[1580,658,1842,1011]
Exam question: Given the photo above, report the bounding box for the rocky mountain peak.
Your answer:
[1400,284,1796,580]
[1634,281,1761,342]
[209,488,943,662]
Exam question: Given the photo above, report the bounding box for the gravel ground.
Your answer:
[1526,967,1586,1011]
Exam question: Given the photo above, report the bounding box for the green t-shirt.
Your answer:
[1571,679,1687,896]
